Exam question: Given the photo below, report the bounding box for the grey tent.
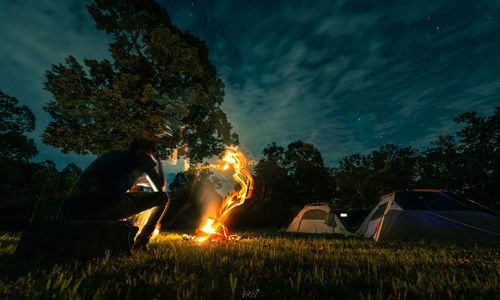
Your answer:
[355,190,500,242]
[286,203,352,236]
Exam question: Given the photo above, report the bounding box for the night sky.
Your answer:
[1,0,499,174]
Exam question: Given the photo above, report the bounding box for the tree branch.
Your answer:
[130,29,145,59]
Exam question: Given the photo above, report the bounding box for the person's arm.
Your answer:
[144,153,165,192]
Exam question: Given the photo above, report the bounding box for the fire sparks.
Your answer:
[187,148,253,243]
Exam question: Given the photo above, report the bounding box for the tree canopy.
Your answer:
[43,0,237,162]
[419,108,500,209]
[0,90,37,162]
[231,140,335,227]
[333,144,420,209]
[334,108,500,210]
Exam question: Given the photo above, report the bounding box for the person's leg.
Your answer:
[126,193,170,249]
[98,192,170,249]
[100,192,168,220]
[63,191,170,248]
[64,191,168,220]
[133,199,170,249]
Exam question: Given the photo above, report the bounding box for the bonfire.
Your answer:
[184,148,254,243]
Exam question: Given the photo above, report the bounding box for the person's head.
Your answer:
[129,138,156,153]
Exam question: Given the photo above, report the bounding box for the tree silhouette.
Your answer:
[0,90,37,162]
[420,107,499,210]
[235,141,334,227]
[333,144,420,209]
[43,0,237,162]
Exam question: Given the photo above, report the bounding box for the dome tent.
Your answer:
[355,190,500,242]
[285,203,351,236]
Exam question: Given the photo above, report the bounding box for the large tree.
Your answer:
[43,0,237,162]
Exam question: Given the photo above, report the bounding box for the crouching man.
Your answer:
[61,138,170,250]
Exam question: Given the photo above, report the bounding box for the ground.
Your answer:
[0,230,498,299]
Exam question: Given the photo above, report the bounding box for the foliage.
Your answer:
[334,144,420,209]
[29,161,60,222]
[0,90,43,228]
[418,135,464,191]
[0,161,82,228]
[0,90,37,162]
[332,108,499,210]
[418,107,500,210]
[43,0,237,161]
[235,141,334,227]
[0,231,498,299]
[284,141,335,206]
[251,142,291,207]
[29,162,83,222]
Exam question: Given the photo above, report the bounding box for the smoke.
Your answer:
[196,178,223,227]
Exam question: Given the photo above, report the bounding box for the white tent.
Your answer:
[286,203,351,236]
[355,190,500,242]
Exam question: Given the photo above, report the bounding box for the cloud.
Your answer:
[158,0,500,166]
[0,0,109,167]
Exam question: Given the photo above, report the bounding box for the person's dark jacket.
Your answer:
[63,150,164,217]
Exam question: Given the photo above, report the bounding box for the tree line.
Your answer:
[0,91,82,228]
[168,108,499,228]
[1,93,498,230]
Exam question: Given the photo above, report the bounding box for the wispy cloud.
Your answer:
[177,0,500,165]
[0,0,109,167]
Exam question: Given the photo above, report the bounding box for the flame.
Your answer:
[190,149,253,243]
[151,227,160,240]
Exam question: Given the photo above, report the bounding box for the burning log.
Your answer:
[184,148,253,243]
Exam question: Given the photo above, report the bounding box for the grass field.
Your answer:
[0,230,499,299]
